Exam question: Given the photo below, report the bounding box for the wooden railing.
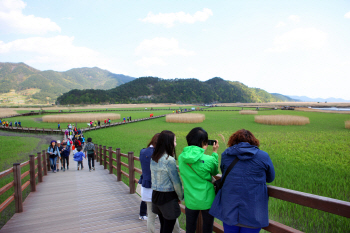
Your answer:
[94,145,350,233]
[0,150,47,214]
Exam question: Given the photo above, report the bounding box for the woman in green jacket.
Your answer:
[178,127,219,233]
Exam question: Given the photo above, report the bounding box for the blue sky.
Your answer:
[1,0,350,99]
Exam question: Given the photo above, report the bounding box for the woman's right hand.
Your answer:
[213,140,219,153]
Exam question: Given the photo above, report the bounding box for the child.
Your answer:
[61,142,70,171]
[73,146,85,170]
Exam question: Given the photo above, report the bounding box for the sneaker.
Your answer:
[67,166,69,170]
[63,168,65,172]
[54,170,57,173]
[61,166,63,170]
[139,215,148,221]
[93,167,95,170]
[89,169,91,172]
[77,167,79,170]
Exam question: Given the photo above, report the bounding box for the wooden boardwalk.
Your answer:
[0,157,157,233]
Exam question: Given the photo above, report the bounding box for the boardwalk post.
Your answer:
[99,145,102,165]
[29,155,36,192]
[43,150,47,176]
[47,153,51,171]
[103,146,107,169]
[13,163,23,213]
[128,152,135,194]
[109,147,113,174]
[37,152,43,182]
[95,144,99,162]
[116,148,121,182]
[196,211,203,233]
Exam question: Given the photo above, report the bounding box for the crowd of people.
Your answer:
[0,119,21,127]
[48,124,96,172]
[138,128,275,233]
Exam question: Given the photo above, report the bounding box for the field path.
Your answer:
[0,154,161,233]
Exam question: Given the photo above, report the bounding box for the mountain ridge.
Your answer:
[57,76,292,104]
[0,62,135,104]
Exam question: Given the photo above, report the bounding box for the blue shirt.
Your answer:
[209,142,275,228]
[139,146,154,188]
[73,151,85,161]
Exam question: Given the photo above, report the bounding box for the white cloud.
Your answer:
[0,35,127,73]
[275,21,286,28]
[0,0,61,34]
[135,37,195,57]
[141,8,213,28]
[266,28,327,52]
[288,15,300,23]
[345,11,350,18]
[135,57,167,68]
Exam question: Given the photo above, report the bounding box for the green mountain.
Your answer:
[0,62,135,104]
[57,77,288,104]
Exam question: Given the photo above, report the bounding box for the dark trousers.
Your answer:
[139,201,147,216]
[88,154,95,169]
[77,161,83,169]
[62,156,69,169]
[158,213,176,233]
[185,208,214,233]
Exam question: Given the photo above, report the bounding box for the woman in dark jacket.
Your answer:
[209,129,275,233]
[139,133,159,232]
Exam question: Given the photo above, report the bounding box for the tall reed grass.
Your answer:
[255,115,310,125]
[239,110,258,115]
[42,113,121,123]
[345,121,350,129]
[0,109,18,118]
[166,113,205,123]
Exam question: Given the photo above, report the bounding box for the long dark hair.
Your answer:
[152,130,176,163]
[147,133,160,148]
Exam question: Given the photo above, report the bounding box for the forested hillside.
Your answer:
[57,77,289,104]
[0,62,135,104]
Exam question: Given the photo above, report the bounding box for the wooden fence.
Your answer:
[92,146,350,233]
[0,150,47,214]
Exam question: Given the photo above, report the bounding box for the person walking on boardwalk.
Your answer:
[98,120,100,126]
[123,117,126,123]
[57,140,64,172]
[73,146,85,170]
[209,129,275,233]
[58,123,60,130]
[83,138,96,172]
[18,120,21,127]
[129,116,132,121]
[151,130,184,233]
[178,127,219,233]
[47,140,61,173]
[61,141,70,171]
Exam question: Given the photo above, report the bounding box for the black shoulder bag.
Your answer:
[213,157,239,195]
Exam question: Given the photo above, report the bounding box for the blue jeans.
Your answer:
[223,223,261,233]
[50,157,58,171]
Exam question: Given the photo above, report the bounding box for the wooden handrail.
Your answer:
[0,168,13,179]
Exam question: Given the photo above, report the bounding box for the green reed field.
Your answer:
[83,109,350,233]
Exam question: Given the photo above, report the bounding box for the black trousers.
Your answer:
[158,213,176,233]
[88,154,95,169]
[139,201,147,216]
[62,156,69,169]
[185,207,214,233]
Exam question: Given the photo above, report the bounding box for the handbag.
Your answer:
[213,157,239,195]
[136,183,142,196]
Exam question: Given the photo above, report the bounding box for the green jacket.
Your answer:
[178,146,219,210]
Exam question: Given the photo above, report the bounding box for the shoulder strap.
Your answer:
[221,157,239,186]
[187,163,205,180]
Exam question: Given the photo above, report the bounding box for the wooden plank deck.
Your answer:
[0,157,165,233]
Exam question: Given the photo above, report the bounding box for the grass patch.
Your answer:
[255,115,310,125]
[166,113,205,123]
[42,113,121,123]
[84,109,350,232]
[239,110,258,115]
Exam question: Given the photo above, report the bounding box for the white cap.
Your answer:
[57,140,61,143]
